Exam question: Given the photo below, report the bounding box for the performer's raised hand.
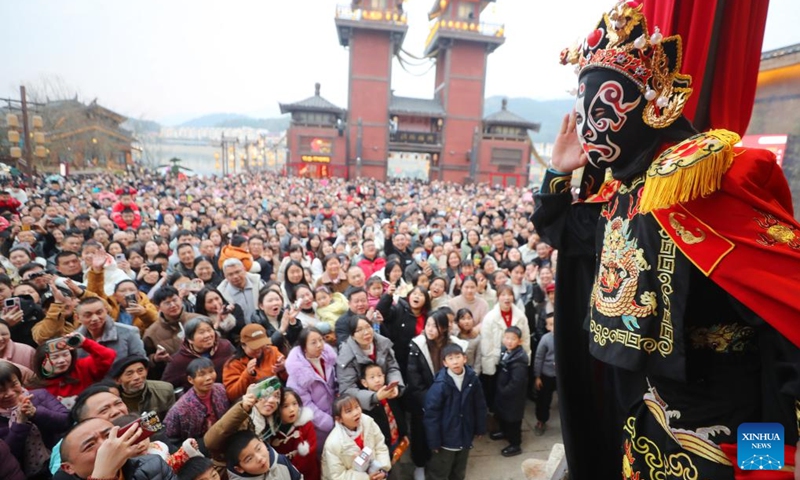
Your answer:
[550,111,588,174]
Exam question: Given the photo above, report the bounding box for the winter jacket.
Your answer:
[0,339,35,371]
[270,407,320,480]
[119,380,176,419]
[423,365,487,451]
[321,415,391,480]
[164,384,230,443]
[111,201,142,230]
[54,454,178,480]
[480,304,531,375]
[143,310,199,354]
[121,453,178,480]
[0,388,70,460]
[247,309,302,354]
[383,242,413,272]
[223,346,286,401]
[357,255,386,279]
[227,445,302,480]
[334,309,361,347]
[219,273,264,321]
[314,271,350,295]
[0,197,21,216]
[375,295,428,378]
[406,335,468,414]
[494,346,530,422]
[511,281,536,309]
[0,439,24,480]
[76,316,146,360]
[203,400,256,464]
[534,331,556,378]
[477,286,498,310]
[315,292,348,330]
[285,344,337,447]
[336,335,404,411]
[87,269,159,336]
[161,336,234,391]
[362,396,406,455]
[41,338,116,404]
[31,289,104,345]
[8,294,45,348]
[459,334,482,375]
[447,295,490,327]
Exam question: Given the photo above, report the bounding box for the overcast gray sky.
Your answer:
[1,0,798,125]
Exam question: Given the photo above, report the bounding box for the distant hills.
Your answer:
[129,96,574,143]
[176,113,290,132]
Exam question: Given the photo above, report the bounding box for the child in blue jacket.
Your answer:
[423,343,487,480]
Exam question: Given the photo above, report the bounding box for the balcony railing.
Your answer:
[336,4,408,25]
[390,130,440,145]
[425,18,505,49]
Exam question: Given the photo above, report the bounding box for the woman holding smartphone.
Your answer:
[194,287,244,341]
[248,289,302,356]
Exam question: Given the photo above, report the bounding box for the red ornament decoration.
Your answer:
[587,28,604,49]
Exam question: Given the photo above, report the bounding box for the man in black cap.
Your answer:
[109,354,175,418]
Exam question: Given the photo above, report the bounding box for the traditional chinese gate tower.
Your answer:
[335,0,408,179]
[281,0,535,183]
[425,0,505,182]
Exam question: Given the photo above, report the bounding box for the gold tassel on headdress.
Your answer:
[639,130,741,214]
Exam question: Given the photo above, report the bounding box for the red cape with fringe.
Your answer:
[652,147,800,349]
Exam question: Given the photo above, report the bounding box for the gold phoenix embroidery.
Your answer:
[754,208,800,249]
[668,212,706,245]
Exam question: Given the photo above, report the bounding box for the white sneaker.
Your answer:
[414,466,426,480]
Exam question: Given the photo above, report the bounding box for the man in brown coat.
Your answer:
[143,286,199,379]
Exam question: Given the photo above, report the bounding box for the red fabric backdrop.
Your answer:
[641,0,770,134]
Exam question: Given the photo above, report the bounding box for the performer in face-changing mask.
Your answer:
[534,2,800,479]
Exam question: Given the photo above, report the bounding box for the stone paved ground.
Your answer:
[391,396,561,480]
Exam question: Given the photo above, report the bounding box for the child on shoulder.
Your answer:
[315,287,348,340]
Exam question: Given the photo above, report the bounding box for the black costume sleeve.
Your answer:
[531,168,617,480]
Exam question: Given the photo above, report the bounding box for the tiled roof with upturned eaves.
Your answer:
[484,99,540,131]
[389,95,445,116]
[279,84,345,115]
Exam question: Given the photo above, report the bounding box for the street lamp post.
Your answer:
[220,133,239,176]
[2,85,46,176]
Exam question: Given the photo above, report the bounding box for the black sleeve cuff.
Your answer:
[541,169,573,195]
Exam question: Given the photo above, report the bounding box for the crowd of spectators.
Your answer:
[0,171,557,480]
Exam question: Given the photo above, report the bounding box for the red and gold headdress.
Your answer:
[560,0,692,129]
